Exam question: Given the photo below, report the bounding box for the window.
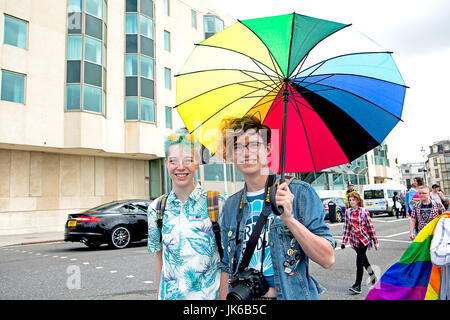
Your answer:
[4,15,28,49]
[191,10,197,29]
[435,169,440,178]
[140,55,154,79]
[66,84,81,110]
[65,0,107,114]
[140,97,155,122]
[126,13,138,34]
[140,15,153,39]
[165,106,172,128]
[125,0,155,123]
[164,68,171,89]
[1,70,25,104]
[140,0,153,18]
[204,15,224,39]
[86,0,102,19]
[67,35,82,60]
[83,84,102,112]
[85,14,102,39]
[125,55,138,76]
[68,0,82,12]
[84,37,102,64]
[126,0,137,12]
[125,97,138,120]
[164,0,169,16]
[164,30,170,51]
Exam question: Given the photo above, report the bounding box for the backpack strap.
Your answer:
[156,194,168,243]
[207,191,223,260]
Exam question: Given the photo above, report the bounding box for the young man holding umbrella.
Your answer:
[217,116,335,300]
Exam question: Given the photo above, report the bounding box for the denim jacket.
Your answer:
[218,178,336,300]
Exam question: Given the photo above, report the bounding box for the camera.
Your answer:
[226,268,269,300]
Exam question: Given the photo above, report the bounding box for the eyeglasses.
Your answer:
[169,133,195,143]
[233,141,265,153]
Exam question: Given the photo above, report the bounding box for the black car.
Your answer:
[321,197,346,223]
[64,199,151,249]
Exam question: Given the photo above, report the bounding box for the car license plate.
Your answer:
[68,220,77,227]
[366,203,372,206]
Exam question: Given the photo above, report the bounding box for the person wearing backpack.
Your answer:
[147,129,225,300]
[217,116,335,300]
[341,191,379,294]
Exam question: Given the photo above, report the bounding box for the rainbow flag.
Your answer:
[366,213,450,300]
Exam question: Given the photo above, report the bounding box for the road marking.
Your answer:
[95,266,103,269]
[110,270,118,273]
[383,231,410,238]
[144,281,153,284]
[82,262,90,265]
[70,258,77,261]
[378,238,412,244]
[126,275,135,278]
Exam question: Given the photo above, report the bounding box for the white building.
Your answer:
[0,0,235,235]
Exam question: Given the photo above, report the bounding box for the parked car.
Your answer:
[64,199,151,249]
[321,197,346,222]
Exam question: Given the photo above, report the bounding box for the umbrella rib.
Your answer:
[176,68,279,82]
[175,79,279,108]
[291,51,401,84]
[290,52,310,81]
[240,69,280,89]
[259,91,284,123]
[248,58,281,87]
[197,43,281,77]
[295,72,408,89]
[189,82,279,134]
[292,77,404,122]
[237,19,285,78]
[288,23,352,78]
[237,82,280,93]
[287,85,317,172]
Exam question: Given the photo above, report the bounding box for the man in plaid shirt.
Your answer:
[410,185,445,240]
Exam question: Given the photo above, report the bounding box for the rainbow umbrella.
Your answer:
[175,13,407,179]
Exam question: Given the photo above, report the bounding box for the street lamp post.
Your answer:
[420,146,427,185]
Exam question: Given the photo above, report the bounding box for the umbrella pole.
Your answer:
[280,80,289,183]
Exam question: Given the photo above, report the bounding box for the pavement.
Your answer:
[0,231,65,247]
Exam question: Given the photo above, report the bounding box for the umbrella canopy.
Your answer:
[175,13,407,174]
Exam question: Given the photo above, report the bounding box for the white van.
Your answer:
[362,183,406,215]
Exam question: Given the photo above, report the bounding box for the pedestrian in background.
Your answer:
[393,191,400,219]
[410,185,445,240]
[431,184,446,209]
[341,192,379,294]
[345,182,359,209]
[400,191,407,218]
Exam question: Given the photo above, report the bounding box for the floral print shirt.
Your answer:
[147,185,225,300]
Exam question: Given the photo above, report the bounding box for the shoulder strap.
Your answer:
[156,194,168,243]
[207,191,223,260]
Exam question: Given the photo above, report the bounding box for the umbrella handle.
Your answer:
[269,185,284,216]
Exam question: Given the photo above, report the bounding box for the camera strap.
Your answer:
[236,174,276,274]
